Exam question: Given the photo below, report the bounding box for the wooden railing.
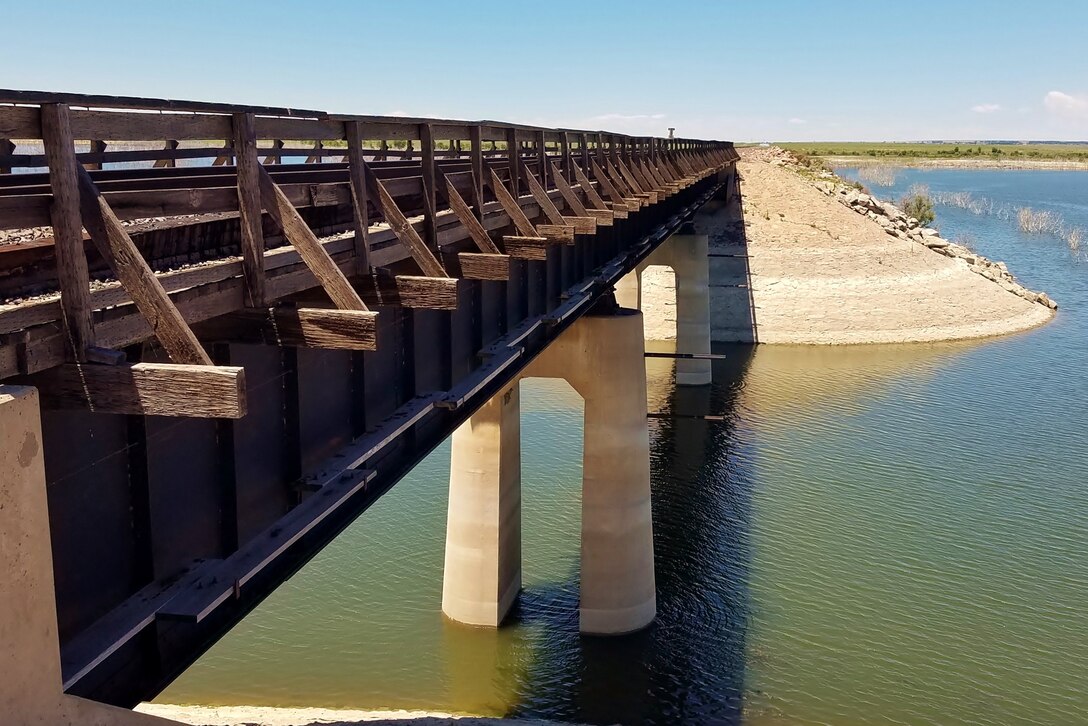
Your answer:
[0,89,738,417]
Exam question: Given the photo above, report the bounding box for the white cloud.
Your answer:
[971,103,1001,114]
[1044,91,1088,122]
[788,117,807,125]
[585,113,667,123]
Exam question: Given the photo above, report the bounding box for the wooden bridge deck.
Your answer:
[0,90,736,707]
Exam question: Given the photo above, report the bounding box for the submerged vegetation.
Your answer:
[900,184,936,226]
[919,189,1084,254]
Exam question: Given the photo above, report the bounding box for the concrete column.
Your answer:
[614,268,642,310]
[442,383,522,627]
[527,310,656,634]
[0,385,176,725]
[669,234,712,386]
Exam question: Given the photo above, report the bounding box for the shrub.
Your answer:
[900,184,936,226]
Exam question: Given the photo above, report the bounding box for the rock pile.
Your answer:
[801,163,1059,310]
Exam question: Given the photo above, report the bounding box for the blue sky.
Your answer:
[2,0,1086,142]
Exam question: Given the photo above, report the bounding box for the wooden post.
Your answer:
[469,125,485,221]
[153,139,179,168]
[536,130,548,188]
[505,127,520,197]
[40,103,95,360]
[0,138,13,173]
[84,139,106,171]
[345,120,372,274]
[419,122,438,250]
[233,112,266,307]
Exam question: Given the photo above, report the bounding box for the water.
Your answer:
[159,168,1088,724]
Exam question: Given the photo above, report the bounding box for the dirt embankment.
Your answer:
[640,146,1056,345]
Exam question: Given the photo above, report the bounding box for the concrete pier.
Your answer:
[526,309,657,634]
[0,385,176,726]
[616,231,713,385]
[442,384,522,627]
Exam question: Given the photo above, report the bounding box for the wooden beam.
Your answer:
[40,103,95,360]
[521,162,565,227]
[562,216,597,235]
[344,120,372,274]
[419,122,438,248]
[233,112,266,307]
[469,125,485,217]
[257,165,369,311]
[536,224,575,244]
[76,166,212,365]
[27,362,246,418]
[355,274,461,310]
[458,252,510,281]
[362,162,449,278]
[487,167,537,237]
[197,307,377,350]
[573,162,609,211]
[548,160,588,216]
[502,235,552,261]
[590,159,625,205]
[442,172,500,253]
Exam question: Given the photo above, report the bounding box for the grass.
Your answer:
[777,141,1088,162]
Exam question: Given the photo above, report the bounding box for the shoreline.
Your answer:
[819,155,1088,170]
[136,703,569,725]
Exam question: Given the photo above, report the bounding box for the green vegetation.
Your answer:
[900,184,936,226]
[777,142,1088,162]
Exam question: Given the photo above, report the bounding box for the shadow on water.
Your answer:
[504,346,757,725]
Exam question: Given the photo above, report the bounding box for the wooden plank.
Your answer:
[354,274,461,310]
[344,120,371,273]
[442,173,500,253]
[502,235,550,261]
[536,224,575,244]
[521,163,565,226]
[469,125,485,216]
[505,127,520,197]
[40,103,95,360]
[233,112,266,307]
[584,208,615,226]
[458,252,510,281]
[76,166,213,365]
[197,307,377,350]
[562,216,597,235]
[362,163,449,278]
[617,158,645,196]
[548,160,588,216]
[487,167,537,237]
[26,362,246,418]
[257,165,368,310]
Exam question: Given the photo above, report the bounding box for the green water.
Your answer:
[161,169,1088,724]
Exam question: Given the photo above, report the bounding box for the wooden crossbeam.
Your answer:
[441,170,500,253]
[617,158,646,196]
[562,216,597,235]
[487,167,537,237]
[197,307,377,350]
[605,159,634,196]
[458,252,510,281]
[256,165,369,311]
[40,103,95,360]
[76,166,212,365]
[28,362,246,418]
[350,274,462,310]
[536,224,575,244]
[362,162,449,278]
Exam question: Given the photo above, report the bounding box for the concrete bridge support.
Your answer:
[442,308,656,635]
[615,232,712,386]
[0,386,177,725]
[442,384,522,627]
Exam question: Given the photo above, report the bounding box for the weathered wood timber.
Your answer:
[196,307,378,350]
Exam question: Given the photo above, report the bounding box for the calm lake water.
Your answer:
[159,168,1088,725]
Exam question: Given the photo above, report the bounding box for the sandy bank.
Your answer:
[136,704,574,726]
[639,147,1055,344]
